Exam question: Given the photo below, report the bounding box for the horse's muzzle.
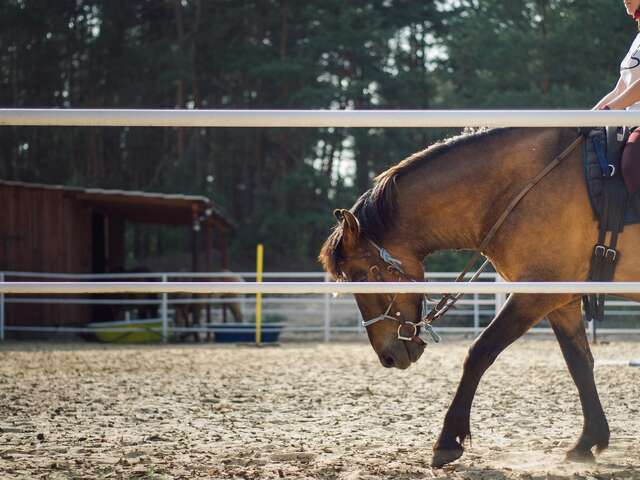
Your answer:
[379,340,424,369]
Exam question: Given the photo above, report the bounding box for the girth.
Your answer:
[582,127,630,323]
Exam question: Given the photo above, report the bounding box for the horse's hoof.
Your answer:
[565,448,596,463]
[431,447,464,468]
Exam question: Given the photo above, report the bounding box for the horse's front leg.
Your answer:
[547,302,609,462]
[432,293,568,467]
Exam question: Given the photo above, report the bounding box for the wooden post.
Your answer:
[0,272,5,341]
[220,233,229,324]
[191,207,199,273]
[204,222,212,340]
[190,205,200,341]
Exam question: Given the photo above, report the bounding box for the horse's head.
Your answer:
[319,209,426,369]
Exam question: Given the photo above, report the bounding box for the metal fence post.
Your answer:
[161,274,169,342]
[494,274,506,316]
[473,292,480,336]
[323,273,331,342]
[0,272,5,341]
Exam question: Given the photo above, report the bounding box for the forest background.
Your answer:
[0,0,633,272]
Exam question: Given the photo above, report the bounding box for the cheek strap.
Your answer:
[361,294,399,327]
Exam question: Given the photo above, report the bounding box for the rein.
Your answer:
[360,134,584,344]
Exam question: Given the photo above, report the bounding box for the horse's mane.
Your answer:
[319,128,512,278]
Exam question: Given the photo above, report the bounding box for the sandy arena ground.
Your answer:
[0,338,639,479]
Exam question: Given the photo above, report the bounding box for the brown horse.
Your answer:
[319,127,640,467]
[174,270,244,341]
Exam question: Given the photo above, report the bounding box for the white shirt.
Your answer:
[621,33,640,110]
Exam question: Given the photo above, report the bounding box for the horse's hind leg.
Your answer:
[547,302,609,462]
[432,293,568,468]
[227,298,243,323]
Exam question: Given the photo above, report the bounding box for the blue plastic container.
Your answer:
[212,324,282,343]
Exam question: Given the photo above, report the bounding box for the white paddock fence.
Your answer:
[2,108,640,128]
[1,271,502,342]
[3,108,640,342]
[2,271,640,342]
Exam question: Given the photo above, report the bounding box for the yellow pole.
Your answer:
[255,243,264,345]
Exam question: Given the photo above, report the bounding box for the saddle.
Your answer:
[582,127,634,323]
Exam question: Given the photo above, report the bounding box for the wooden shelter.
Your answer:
[0,179,234,329]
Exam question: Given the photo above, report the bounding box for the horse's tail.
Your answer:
[218,270,244,322]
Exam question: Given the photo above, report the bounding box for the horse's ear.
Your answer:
[335,209,360,248]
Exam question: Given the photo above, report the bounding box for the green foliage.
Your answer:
[0,0,635,271]
[440,0,632,108]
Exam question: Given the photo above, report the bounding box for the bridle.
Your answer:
[354,239,491,346]
[341,133,584,345]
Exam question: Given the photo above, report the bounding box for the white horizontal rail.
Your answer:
[5,325,640,335]
[1,109,640,128]
[1,296,504,307]
[4,281,640,295]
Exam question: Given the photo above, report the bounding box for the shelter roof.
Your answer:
[0,179,234,232]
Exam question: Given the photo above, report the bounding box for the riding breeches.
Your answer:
[622,129,640,194]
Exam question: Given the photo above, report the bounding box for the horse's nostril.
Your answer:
[382,354,395,368]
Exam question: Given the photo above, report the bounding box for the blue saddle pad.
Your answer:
[583,129,640,225]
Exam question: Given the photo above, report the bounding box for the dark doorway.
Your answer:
[91,212,111,322]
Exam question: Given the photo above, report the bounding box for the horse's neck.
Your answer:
[387,128,571,257]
